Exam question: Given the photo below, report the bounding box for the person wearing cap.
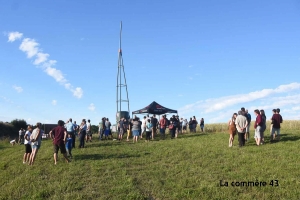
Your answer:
[235,111,248,147]
[270,108,283,141]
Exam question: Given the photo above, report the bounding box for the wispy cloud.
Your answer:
[188,65,193,68]
[178,94,183,97]
[178,82,300,122]
[88,103,96,111]
[8,31,23,42]
[0,96,13,104]
[7,32,83,98]
[52,100,57,106]
[12,85,23,93]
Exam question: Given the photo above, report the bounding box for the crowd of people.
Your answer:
[228,107,283,148]
[107,114,205,143]
[17,107,283,165]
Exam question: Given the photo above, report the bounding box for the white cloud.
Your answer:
[8,32,23,42]
[34,52,49,65]
[80,37,85,41]
[52,100,57,105]
[7,32,84,98]
[43,60,67,83]
[0,96,13,104]
[19,38,39,58]
[12,85,23,93]
[88,103,96,111]
[73,87,83,98]
[178,94,183,97]
[188,65,193,68]
[182,82,300,115]
[188,77,193,80]
[27,118,32,122]
[178,82,300,122]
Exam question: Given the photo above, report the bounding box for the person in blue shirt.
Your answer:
[66,118,76,148]
[66,133,73,158]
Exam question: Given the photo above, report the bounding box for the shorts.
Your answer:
[105,129,110,136]
[132,130,139,137]
[119,128,124,135]
[87,131,92,136]
[127,130,132,137]
[31,144,40,149]
[53,143,67,154]
[25,144,32,153]
[254,126,261,138]
[271,128,280,136]
[152,127,157,133]
[182,126,187,130]
[246,123,251,132]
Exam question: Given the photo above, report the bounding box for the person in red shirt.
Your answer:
[254,109,262,146]
[159,115,167,139]
[49,120,70,165]
[271,108,283,141]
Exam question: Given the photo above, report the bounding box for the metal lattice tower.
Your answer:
[116,21,130,122]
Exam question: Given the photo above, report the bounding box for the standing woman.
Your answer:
[228,113,237,147]
[200,118,204,132]
[260,110,267,144]
[79,119,87,148]
[23,125,32,164]
[28,123,43,165]
[192,116,197,133]
[132,118,140,143]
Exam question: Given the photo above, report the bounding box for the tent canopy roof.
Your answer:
[132,101,177,115]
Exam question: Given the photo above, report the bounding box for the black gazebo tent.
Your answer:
[132,101,177,115]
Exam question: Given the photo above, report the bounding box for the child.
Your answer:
[66,133,73,158]
[145,119,152,142]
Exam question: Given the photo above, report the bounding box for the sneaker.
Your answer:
[23,161,26,164]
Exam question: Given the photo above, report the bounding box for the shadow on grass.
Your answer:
[180,133,209,138]
[75,153,142,160]
[84,142,122,148]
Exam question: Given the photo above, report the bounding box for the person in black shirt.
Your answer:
[151,115,158,140]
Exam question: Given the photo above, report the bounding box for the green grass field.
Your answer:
[1,124,300,200]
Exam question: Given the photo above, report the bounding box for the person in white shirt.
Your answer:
[86,119,92,143]
[141,116,147,139]
[23,126,33,164]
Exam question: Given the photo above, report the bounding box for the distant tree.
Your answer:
[91,125,98,134]
[11,119,27,130]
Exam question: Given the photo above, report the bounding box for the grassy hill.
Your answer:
[0,122,300,199]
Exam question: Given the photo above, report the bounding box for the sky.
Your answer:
[1,0,300,125]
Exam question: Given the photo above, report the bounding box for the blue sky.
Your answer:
[1,0,300,125]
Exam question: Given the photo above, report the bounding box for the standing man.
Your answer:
[245,109,251,141]
[271,108,283,142]
[86,119,92,142]
[151,114,158,140]
[235,111,248,147]
[19,128,25,144]
[159,115,167,139]
[49,120,70,165]
[253,109,262,146]
[66,118,75,148]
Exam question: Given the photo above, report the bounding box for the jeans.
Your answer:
[238,132,245,147]
[79,130,86,148]
[171,129,176,138]
[68,131,75,148]
[99,129,104,140]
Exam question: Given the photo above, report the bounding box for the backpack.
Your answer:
[147,123,153,130]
